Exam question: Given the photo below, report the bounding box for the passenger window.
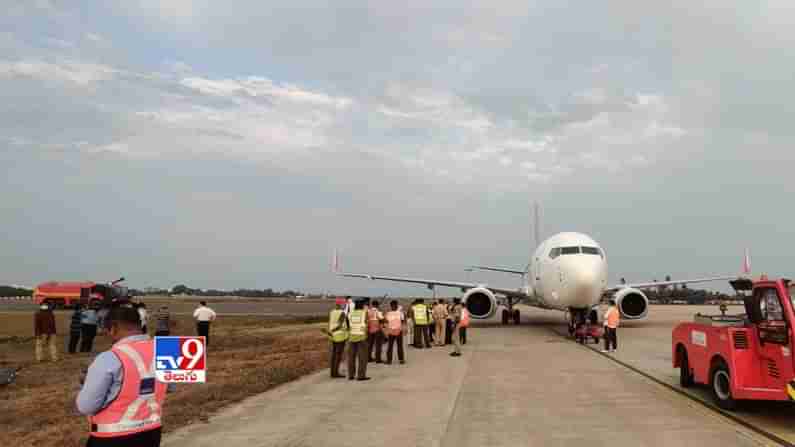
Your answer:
[549,248,560,259]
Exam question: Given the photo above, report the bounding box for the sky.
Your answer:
[2,1,794,296]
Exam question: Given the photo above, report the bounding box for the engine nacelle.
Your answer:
[462,287,498,319]
[613,287,648,320]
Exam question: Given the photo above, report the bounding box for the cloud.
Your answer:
[181,76,353,109]
[0,60,116,85]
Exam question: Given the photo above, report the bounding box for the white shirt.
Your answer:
[138,308,148,325]
[193,306,217,322]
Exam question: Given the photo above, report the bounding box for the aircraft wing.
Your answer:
[337,271,529,299]
[607,275,735,293]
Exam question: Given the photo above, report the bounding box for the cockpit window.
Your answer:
[549,247,560,259]
[560,246,580,255]
[581,246,603,258]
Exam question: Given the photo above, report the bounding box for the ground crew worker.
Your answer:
[367,300,385,363]
[347,299,370,381]
[68,304,83,354]
[384,300,405,364]
[432,300,446,346]
[328,298,349,378]
[444,299,454,345]
[410,299,430,348]
[80,304,99,353]
[602,299,620,353]
[459,305,470,345]
[403,301,413,345]
[34,303,58,362]
[193,301,216,346]
[77,306,170,446]
[426,302,435,345]
[449,298,463,357]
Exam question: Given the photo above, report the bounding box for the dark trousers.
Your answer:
[330,341,345,377]
[196,321,211,346]
[68,331,81,354]
[368,331,384,362]
[155,330,170,337]
[413,325,430,348]
[386,333,405,363]
[604,327,617,351]
[428,322,434,343]
[445,320,454,345]
[347,340,368,379]
[87,427,161,446]
[459,327,467,345]
[80,325,97,353]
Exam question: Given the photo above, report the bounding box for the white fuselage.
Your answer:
[526,232,608,311]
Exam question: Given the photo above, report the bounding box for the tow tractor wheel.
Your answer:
[501,309,510,325]
[679,348,693,388]
[710,362,737,410]
[512,309,520,325]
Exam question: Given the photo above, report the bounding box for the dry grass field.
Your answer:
[0,309,329,447]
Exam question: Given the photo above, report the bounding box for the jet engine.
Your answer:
[462,287,497,319]
[613,287,648,320]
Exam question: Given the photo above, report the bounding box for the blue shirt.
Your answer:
[80,309,98,326]
[76,334,174,415]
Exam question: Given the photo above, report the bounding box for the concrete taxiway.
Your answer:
[163,307,772,447]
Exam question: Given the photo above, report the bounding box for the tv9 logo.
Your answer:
[155,336,206,383]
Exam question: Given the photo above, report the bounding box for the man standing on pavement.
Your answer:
[193,301,216,346]
[34,303,58,362]
[384,300,405,364]
[137,303,149,335]
[77,306,169,447]
[449,298,463,357]
[367,300,385,363]
[409,299,430,348]
[602,299,620,353]
[346,299,370,381]
[80,304,99,353]
[68,304,83,354]
[328,298,349,378]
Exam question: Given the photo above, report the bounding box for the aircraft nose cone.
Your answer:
[570,269,600,306]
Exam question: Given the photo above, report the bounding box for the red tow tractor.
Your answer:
[672,276,795,410]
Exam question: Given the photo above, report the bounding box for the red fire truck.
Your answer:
[672,276,795,410]
[33,278,130,308]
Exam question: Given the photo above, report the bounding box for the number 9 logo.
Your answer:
[181,338,204,369]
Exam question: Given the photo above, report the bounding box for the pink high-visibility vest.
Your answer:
[385,311,402,336]
[460,308,470,328]
[367,308,382,334]
[89,339,167,438]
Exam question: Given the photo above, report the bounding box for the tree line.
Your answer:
[150,285,304,298]
[0,285,32,297]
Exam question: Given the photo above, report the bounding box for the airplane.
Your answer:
[334,205,733,332]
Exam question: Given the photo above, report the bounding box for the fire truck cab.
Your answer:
[672,276,795,410]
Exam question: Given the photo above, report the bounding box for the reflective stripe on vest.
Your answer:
[329,309,348,342]
[413,305,428,325]
[349,310,367,342]
[606,307,620,328]
[385,311,402,336]
[460,308,470,328]
[90,340,167,438]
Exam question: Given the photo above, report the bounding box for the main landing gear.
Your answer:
[501,297,521,325]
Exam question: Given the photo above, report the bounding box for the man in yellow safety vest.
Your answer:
[410,299,431,349]
[347,299,370,381]
[328,298,349,378]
